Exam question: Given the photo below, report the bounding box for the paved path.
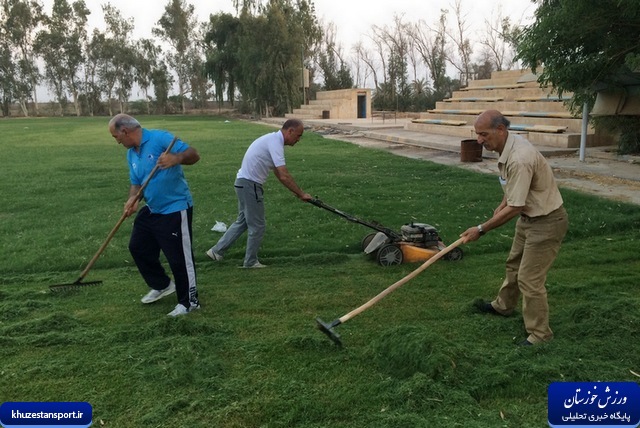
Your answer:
[259,117,640,205]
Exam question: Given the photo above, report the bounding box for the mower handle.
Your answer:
[308,197,402,240]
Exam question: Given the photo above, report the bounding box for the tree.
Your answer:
[353,40,379,91]
[153,0,200,114]
[133,38,162,114]
[376,15,411,111]
[317,22,353,90]
[234,0,321,116]
[187,24,211,109]
[446,0,473,85]
[204,12,240,107]
[479,7,518,72]
[408,11,450,98]
[368,27,389,94]
[35,0,89,116]
[151,60,173,114]
[1,0,44,116]
[516,0,640,153]
[102,4,135,114]
[351,41,373,88]
[82,28,105,116]
[0,32,15,116]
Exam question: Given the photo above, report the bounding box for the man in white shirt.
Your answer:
[207,119,312,268]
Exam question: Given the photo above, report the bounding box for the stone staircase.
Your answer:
[407,69,611,148]
[287,89,368,120]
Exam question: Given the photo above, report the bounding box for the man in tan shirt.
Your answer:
[460,110,568,345]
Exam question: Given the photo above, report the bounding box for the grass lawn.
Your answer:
[1,115,639,427]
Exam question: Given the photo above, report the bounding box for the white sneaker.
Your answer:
[141,281,175,304]
[206,248,223,261]
[167,303,201,317]
[243,262,267,268]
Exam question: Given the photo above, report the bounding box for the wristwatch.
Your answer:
[477,224,485,235]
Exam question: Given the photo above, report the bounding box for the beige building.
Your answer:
[286,88,372,120]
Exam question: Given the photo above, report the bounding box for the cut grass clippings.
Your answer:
[0,116,639,427]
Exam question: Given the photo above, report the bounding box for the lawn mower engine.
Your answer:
[363,222,464,267]
[308,198,463,267]
[400,223,441,248]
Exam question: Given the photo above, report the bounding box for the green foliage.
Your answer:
[317,48,353,91]
[592,115,640,155]
[34,0,89,117]
[0,0,44,116]
[206,0,322,116]
[153,0,200,114]
[204,12,241,106]
[1,117,639,427]
[516,0,640,154]
[516,0,640,98]
[0,37,15,116]
[317,24,353,91]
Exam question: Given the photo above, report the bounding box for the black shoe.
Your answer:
[473,299,501,315]
[518,339,533,346]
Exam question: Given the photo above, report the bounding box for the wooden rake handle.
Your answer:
[338,237,465,324]
[75,136,179,282]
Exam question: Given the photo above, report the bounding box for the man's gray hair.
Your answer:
[111,115,141,131]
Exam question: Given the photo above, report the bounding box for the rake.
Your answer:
[50,136,178,291]
[316,237,465,346]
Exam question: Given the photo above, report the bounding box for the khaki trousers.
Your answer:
[492,206,568,343]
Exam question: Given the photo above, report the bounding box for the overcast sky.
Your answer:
[35,0,536,100]
[40,0,536,49]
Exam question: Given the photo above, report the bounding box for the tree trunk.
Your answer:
[18,99,29,117]
[32,89,39,116]
[144,88,150,115]
[73,91,81,117]
[1,98,10,116]
[179,75,187,114]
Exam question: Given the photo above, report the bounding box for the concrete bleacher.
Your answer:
[286,88,371,120]
[408,69,611,149]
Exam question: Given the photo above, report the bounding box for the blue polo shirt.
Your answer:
[127,128,193,215]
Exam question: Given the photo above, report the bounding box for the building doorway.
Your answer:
[357,94,367,118]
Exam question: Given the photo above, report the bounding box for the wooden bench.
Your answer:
[427,109,484,115]
[459,84,525,91]
[503,111,575,119]
[509,124,567,133]
[443,97,504,102]
[515,96,566,102]
[411,119,467,126]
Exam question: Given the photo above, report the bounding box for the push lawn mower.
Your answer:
[309,198,463,266]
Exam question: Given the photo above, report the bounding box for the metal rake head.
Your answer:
[49,280,103,292]
[315,317,343,347]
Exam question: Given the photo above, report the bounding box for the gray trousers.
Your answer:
[212,178,265,267]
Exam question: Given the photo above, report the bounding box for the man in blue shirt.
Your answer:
[108,114,201,316]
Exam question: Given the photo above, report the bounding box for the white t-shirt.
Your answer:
[237,130,286,184]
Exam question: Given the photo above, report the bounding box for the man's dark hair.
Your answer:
[490,114,510,129]
[282,119,303,130]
